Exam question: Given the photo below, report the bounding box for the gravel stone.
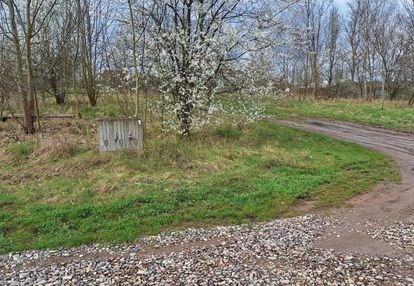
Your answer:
[367,221,414,250]
[0,215,413,285]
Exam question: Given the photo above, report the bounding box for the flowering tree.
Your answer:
[150,0,260,135]
[222,50,291,127]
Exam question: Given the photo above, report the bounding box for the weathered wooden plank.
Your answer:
[1,114,74,122]
[98,118,144,152]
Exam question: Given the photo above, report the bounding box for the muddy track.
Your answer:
[273,118,414,258]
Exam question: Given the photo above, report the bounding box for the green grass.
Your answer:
[5,143,32,158]
[0,121,398,253]
[267,99,414,133]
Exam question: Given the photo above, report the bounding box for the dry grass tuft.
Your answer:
[31,132,91,163]
[34,135,81,160]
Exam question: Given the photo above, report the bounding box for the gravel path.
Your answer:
[1,119,414,285]
[1,216,413,285]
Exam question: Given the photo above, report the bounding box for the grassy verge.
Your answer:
[0,119,398,254]
[267,99,414,133]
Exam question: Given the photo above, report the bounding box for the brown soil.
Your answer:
[274,118,414,258]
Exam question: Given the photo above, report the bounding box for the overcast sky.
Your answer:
[334,0,348,9]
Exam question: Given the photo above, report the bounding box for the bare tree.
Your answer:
[402,0,414,105]
[344,0,362,87]
[305,0,331,99]
[0,0,58,133]
[373,5,406,105]
[325,5,340,93]
[0,31,13,119]
[37,1,76,105]
[76,0,113,107]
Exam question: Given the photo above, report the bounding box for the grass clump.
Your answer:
[34,136,88,161]
[6,143,32,158]
[215,124,243,139]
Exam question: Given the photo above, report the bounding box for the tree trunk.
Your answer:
[7,0,35,134]
[127,0,141,118]
[80,0,98,107]
[0,92,6,119]
[178,106,191,136]
[303,60,309,101]
[73,0,82,118]
[25,1,37,133]
[50,70,65,105]
[381,69,386,110]
[177,92,192,136]
[312,54,318,100]
[409,93,414,106]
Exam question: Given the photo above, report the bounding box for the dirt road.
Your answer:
[275,118,414,258]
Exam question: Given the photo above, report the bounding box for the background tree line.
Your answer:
[0,0,413,135]
[287,0,414,105]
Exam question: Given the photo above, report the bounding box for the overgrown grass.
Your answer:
[0,120,398,253]
[267,98,414,133]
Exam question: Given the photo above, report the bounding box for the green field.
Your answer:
[267,99,414,133]
[0,118,398,253]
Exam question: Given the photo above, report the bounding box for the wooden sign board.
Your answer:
[98,118,144,152]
